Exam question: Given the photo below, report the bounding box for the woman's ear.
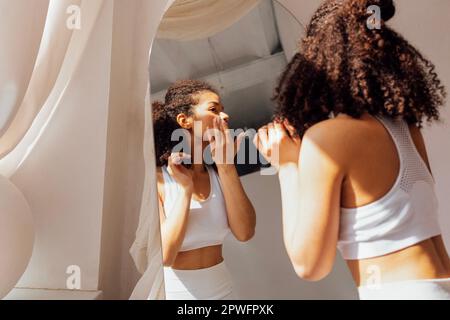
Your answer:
[176,113,193,130]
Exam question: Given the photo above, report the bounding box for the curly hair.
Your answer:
[274,0,446,136]
[152,79,218,167]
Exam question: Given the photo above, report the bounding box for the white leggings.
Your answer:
[358,277,450,300]
[163,261,236,300]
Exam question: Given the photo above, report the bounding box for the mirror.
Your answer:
[149,0,305,300]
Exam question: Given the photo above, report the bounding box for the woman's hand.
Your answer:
[206,117,245,168]
[167,153,194,191]
[253,119,302,171]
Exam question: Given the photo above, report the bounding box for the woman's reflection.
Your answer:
[153,79,256,300]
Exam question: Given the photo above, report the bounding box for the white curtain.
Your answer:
[128,165,165,300]
[157,0,261,41]
[0,0,119,297]
[0,0,49,139]
[0,0,104,177]
[0,0,166,300]
[129,86,165,300]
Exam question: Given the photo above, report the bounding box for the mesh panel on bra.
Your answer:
[376,116,435,192]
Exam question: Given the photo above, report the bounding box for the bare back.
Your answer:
[336,113,450,286]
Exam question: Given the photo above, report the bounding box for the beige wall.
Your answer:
[393,0,450,247]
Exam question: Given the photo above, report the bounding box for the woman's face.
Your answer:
[188,90,229,139]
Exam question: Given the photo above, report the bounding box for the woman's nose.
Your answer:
[220,112,229,122]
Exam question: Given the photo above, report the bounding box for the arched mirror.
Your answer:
[148,0,319,300]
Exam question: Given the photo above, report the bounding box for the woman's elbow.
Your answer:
[236,228,255,242]
[162,254,174,267]
[292,263,330,282]
[233,215,256,242]
[235,222,256,242]
[161,248,177,267]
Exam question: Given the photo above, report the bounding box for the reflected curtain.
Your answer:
[129,86,165,300]
[157,0,261,41]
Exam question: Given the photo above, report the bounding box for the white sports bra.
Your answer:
[161,165,231,252]
[337,115,442,260]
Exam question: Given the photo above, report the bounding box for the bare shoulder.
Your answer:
[302,116,364,165]
[303,117,358,141]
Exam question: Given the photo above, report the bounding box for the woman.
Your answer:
[254,0,450,299]
[153,79,256,300]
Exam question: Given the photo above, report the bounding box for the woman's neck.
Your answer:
[189,138,209,170]
[192,163,207,174]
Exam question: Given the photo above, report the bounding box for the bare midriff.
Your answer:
[347,236,450,287]
[170,245,224,270]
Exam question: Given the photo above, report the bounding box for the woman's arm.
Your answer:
[217,164,256,242]
[256,120,345,281]
[280,130,343,281]
[158,187,192,267]
[157,154,194,266]
[208,118,256,242]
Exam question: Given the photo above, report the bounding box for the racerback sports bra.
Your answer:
[337,115,442,260]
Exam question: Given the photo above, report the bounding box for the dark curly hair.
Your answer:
[274,0,446,136]
[152,79,218,167]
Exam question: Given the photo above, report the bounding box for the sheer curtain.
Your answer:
[0,0,164,300]
[157,0,261,41]
[0,0,48,139]
[0,0,119,298]
[129,86,165,300]
[0,0,103,177]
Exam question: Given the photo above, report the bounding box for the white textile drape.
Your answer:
[157,0,261,41]
[0,0,49,140]
[0,0,103,177]
[129,86,165,300]
[0,0,165,299]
